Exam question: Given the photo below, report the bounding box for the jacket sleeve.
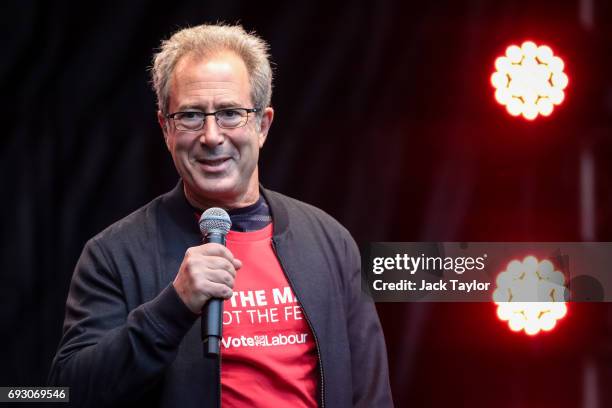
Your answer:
[343,235,394,407]
[48,238,198,407]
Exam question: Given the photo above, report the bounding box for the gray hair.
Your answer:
[151,24,273,115]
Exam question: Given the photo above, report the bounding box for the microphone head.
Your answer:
[199,207,231,236]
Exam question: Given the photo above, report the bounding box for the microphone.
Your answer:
[199,207,232,357]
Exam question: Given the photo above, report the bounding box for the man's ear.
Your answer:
[258,107,274,148]
[157,110,171,150]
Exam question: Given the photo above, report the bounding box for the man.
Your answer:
[49,24,392,407]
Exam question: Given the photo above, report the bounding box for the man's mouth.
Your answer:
[196,157,231,172]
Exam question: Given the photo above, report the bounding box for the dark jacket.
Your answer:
[49,182,392,407]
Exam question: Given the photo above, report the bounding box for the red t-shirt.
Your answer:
[221,224,318,407]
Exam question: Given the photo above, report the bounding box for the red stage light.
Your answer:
[491,42,568,121]
[493,256,568,335]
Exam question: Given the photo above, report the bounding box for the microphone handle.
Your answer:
[202,232,226,357]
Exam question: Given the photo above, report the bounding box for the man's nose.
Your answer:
[199,115,223,147]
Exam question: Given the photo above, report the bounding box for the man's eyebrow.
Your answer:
[176,101,243,112]
[215,101,242,109]
[177,104,205,111]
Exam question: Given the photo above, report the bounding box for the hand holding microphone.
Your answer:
[172,208,240,356]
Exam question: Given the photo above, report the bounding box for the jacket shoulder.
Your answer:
[263,189,355,246]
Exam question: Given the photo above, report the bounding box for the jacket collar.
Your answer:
[259,185,289,238]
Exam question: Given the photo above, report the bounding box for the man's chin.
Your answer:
[185,177,242,205]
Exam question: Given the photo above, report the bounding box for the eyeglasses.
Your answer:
[165,108,260,131]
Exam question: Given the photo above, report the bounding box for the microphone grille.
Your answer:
[199,207,231,236]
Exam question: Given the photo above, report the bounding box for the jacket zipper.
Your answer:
[271,238,325,408]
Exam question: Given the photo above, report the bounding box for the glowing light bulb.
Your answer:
[494,256,568,335]
[491,41,568,121]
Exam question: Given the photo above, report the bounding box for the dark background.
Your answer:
[2,0,612,406]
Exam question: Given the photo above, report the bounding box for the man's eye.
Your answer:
[219,109,240,118]
[180,112,201,120]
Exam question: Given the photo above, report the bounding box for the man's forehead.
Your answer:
[169,51,252,109]
[181,80,242,92]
